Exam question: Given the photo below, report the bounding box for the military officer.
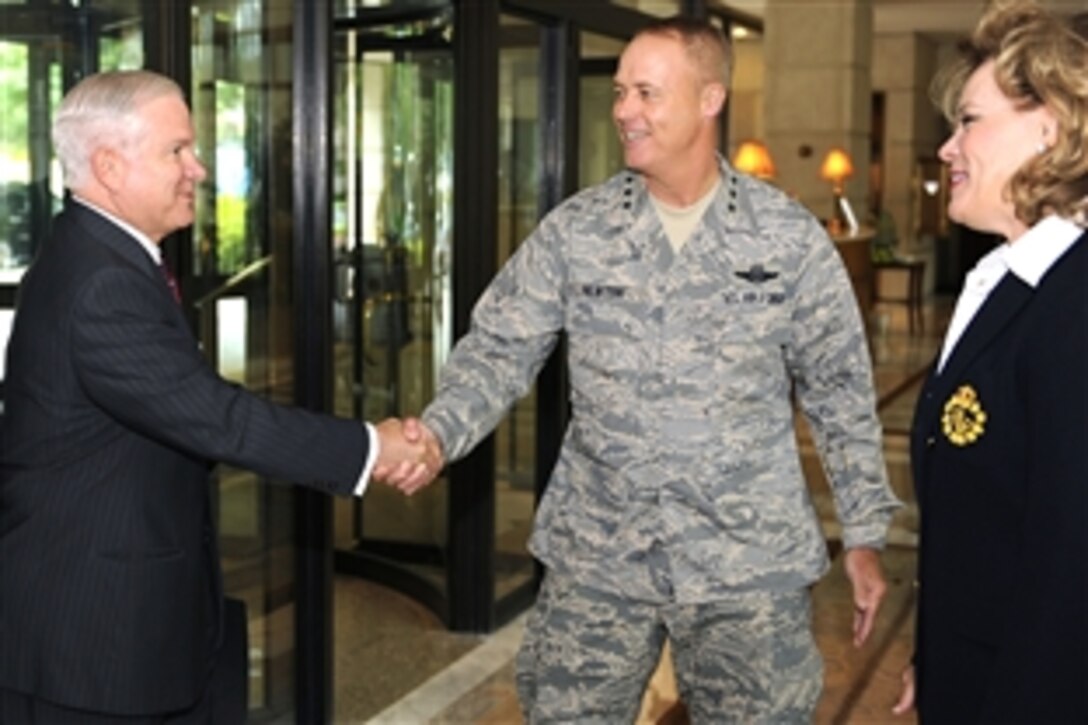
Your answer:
[392,16,900,723]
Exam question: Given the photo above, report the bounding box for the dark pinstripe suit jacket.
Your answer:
[0,203,367,716]
[911,232,1087,723]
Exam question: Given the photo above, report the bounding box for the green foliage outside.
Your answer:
[0,42,28,175]
[216,194,247,272]
[211,81,247,275]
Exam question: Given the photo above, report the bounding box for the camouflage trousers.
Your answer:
[515,569,823,724]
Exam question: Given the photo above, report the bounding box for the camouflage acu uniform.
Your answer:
[422,158,900,722]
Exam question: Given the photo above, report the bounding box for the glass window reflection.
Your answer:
[0,0,143,385]
[191,0,299,719]
[329,9,456,639]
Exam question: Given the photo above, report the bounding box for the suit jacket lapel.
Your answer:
[67,202,185,315]
[930,273,1033,403]
[69,201,162,270]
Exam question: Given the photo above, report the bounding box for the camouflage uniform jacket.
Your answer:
[423,159,900,603]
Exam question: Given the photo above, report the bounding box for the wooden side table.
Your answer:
[873,258,926,334]
[829,227,876,316]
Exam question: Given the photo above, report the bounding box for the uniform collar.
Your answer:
[611,155,752,232]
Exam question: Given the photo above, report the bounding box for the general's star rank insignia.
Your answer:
[941,384,987,446]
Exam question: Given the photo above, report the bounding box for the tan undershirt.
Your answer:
[649,176,722,253]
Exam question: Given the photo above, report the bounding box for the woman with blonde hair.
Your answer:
[894,0,1087,721]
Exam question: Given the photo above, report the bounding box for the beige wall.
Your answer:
[763,0,873,221]
[871,32,946,254]
[727,36,766,159]
[743,0,959,294]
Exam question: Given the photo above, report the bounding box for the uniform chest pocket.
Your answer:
[717,324,790,376]
[719,318,792,347]
[708,299,793,399]
[708,289,793,347]
[566,283,648,340]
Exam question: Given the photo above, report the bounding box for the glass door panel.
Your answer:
[0,35,55,387]
[493,12,540,603]
[0,0,142,395]
[331,18,455,605]
[190,0,298,719]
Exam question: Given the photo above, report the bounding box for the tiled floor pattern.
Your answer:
[333,298,953,724]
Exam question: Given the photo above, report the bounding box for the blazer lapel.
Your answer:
[930,273,1033,402]
[67,202,186,316]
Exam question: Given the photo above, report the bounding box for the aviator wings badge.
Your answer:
[734,264,779,284]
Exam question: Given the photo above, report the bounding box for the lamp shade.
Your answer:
[732,140,776,179]
[819,147,854,185]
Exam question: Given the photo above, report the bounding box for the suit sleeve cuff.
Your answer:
[354,422,377,497]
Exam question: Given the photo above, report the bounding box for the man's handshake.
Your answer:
[371,418,445,495]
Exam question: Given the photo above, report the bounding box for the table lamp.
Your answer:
[820,147,854,234]
[732,140,776,180]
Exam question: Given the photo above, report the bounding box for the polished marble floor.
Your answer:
[332,297,953,724]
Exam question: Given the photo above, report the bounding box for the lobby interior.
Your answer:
[3,0,1084,722]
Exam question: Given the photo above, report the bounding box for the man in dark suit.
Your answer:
[0,70,436,723]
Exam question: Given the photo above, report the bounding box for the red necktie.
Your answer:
[159,260,182,304]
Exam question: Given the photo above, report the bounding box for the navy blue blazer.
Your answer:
[0,203,368,715]
[911,231,1087,723]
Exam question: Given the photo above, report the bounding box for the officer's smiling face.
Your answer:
[613,33,708,186]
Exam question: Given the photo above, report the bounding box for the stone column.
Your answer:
[763,0,873,226]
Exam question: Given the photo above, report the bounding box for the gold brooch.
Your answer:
[941,385,987,446]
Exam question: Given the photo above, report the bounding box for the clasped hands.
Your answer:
[372,418,445,495]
